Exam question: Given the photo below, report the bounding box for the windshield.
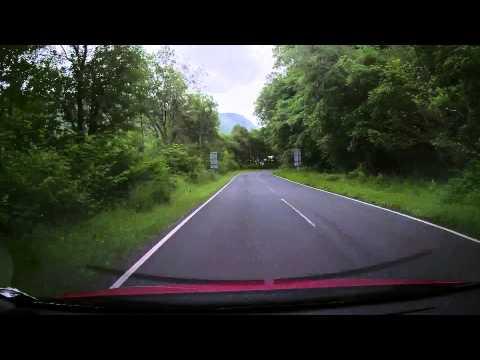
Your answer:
[1,45,480,314]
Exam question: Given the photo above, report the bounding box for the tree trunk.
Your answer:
[88,67,99,134]
[72,45,88,136]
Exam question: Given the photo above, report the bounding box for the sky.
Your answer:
[144,45,275,126]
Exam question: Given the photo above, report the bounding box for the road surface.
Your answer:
[117,171,480,287]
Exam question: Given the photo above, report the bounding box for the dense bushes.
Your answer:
[446,160,480,205]
[61,134,142,207]
[126,154,176,212]
[0,132,238,234]
[1,149,90,232]
[1,132,150,233]
[224,125,274,168]
[219,150,239,174]
[1,133,170,233]
[127,178,174,212]
[158,144,203,177]
[0,130,245,235]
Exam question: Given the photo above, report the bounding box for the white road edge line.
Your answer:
[280,198,316,228]
[110,174,240,289]
[274,174,480,244]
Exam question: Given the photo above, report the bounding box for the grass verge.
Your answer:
[274,169,480,240]
[3,171,240,297]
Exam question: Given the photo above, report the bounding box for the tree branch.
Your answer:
[72,45,80,58]
[60,45,72,62]
[82,45,88,65]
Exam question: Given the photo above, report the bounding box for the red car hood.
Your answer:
[62,278,463,299]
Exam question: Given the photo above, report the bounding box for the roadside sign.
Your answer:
[293,148,301,168]
[210,152,218,169]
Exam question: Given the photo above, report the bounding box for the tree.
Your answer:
[0,46,64,150]
[256,45,480,175]
[144,49,189,144]
[225,125,273,167]
[415,46,480,163]
[53,45,149,137]
[0,44,226,236]
[179,93,219,146]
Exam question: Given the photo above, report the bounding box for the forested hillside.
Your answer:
[219,112,256,133]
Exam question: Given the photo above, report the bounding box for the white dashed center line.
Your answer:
[280,198,316,228]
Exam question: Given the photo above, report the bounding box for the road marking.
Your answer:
[110,174,240,289]
[274,174,480,244]
[280,198,316,228]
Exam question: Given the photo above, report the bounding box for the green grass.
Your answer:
[274,168,480,240]
[3,171,240,297]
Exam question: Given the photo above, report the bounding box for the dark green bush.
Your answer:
[189,168,218,183]
[346,164,367,180]
[62,134,141,206]
[372,173,388,186]
[120,146,176,212]
[280,151,294,168]
[158,144,203,176]
[1,149,91,232]
[0,133,179,232]
[445,160,480,205]
[0,128,230,234]
[218,150,238,174]
[127,177,174,212]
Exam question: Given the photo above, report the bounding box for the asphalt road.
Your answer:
[119,171,480,287]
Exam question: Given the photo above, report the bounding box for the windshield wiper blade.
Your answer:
[280,249,434,282]
[88,249,434,285]
[87,265,264,284]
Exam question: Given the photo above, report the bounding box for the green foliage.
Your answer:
[224,125,275,168]
[189,168,218,183]
[256,45,480,176]
[218,150,239,174]
[0,45,228,237]
[1,149,90,232]
[143,51,220,148]
[178,93,220,146]
[61,134,140,206]
[126,153,176,211]
[127,176,174,212]
[445,160,480,205]
[158,143,203,176]
[346,164,368,180]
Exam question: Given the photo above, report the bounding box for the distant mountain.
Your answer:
[219,113,257,134]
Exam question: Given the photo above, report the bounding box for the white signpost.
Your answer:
[210,151,218,170]
[293,148,301,169]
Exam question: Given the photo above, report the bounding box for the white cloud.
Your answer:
[144,45,274,126]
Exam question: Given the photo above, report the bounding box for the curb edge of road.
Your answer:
[110,173,240,289]
[273,174,480,245]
